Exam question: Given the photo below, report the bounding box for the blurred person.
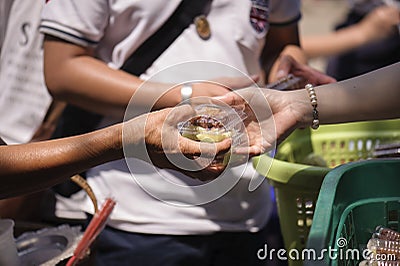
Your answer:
[304,0,400,80]
[39,0,334,265]
[301,3,400,61]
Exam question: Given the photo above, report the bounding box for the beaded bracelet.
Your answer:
[305,84,320,130]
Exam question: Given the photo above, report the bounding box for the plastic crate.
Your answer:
[305,159,400,266]
[253,119,400,265]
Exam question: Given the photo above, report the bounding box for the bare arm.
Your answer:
[43,36,243,117]
[271,62,400,130]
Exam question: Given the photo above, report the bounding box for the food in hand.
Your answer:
[180,115,232,143]
[178,103,247,167]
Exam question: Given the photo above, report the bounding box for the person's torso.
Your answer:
[39,0,300,234]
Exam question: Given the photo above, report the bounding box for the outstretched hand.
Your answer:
[215,87,311,157]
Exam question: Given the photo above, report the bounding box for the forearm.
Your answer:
[301,25,366,59]
[296,63,400,127]
[0,124,124,199]
[46,56,140,117]
[43,38,181,117]
[318,64,400,123]
[45,56,183,116]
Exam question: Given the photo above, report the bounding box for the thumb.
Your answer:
[275,55,293,80]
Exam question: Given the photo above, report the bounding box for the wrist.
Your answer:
[83,124,124,163]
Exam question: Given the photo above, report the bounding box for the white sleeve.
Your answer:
[269,0,301,25]
[40,0,109,47]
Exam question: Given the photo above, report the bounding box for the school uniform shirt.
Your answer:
[40,0,301,234]
[0,0,52,144]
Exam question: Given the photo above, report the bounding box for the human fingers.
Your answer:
[370,6,400,27]
[359,6,399,42]
[140,105,196,153]
[289,64,336,86]
[274,55,295,80]
[234,146,266,157]
[273,55,337,86]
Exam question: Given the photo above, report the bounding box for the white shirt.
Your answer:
[40,0,301,234]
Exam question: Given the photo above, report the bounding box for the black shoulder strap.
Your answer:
[121,0,212,75]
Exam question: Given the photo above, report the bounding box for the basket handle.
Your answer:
[253,154,330,184]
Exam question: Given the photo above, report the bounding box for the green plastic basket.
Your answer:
[253,119,400,265]
[305,159,400,266]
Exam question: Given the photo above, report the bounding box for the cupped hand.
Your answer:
[275,55,336,86]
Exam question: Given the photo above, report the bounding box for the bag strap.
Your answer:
[53,0,212,140]
[121,0,212,75]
